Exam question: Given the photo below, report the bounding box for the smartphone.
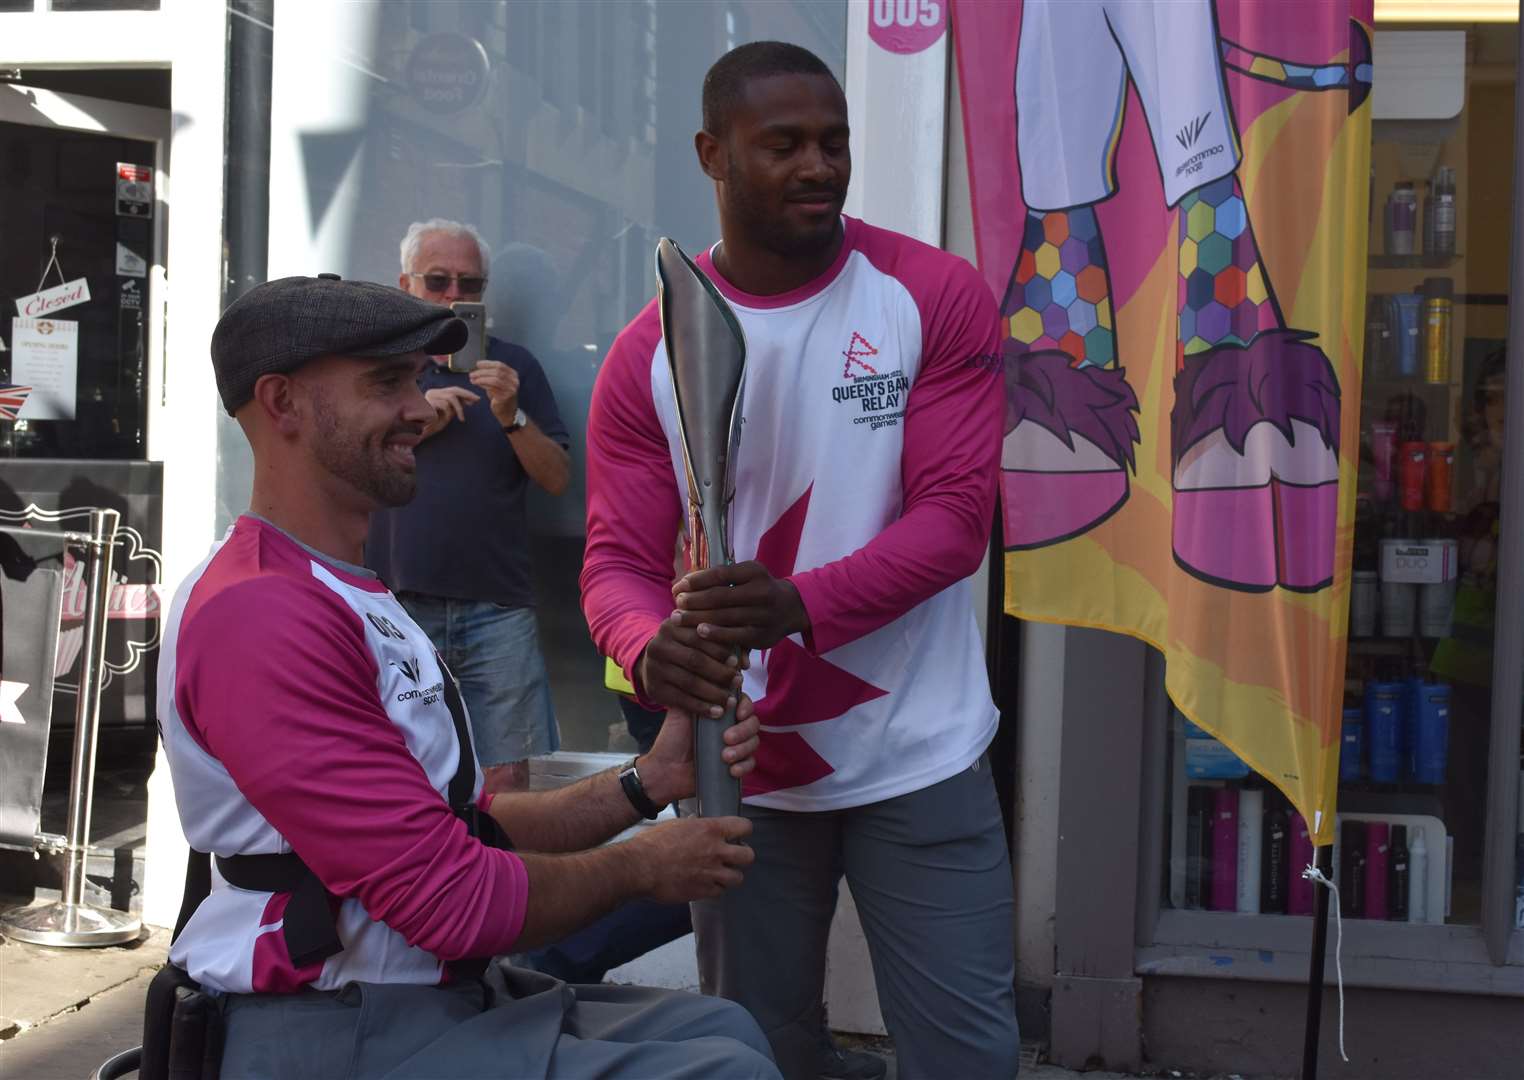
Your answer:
[448,301,487,372]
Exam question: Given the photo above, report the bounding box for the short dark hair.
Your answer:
[702,41,840,136]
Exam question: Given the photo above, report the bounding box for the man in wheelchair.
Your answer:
[142,275,776,1079]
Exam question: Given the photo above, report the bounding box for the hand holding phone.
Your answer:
[469,361,521,428]
[448,301,487,372]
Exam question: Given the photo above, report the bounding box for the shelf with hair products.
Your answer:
[1162,337,1505,929]
[1161,304,1508,929]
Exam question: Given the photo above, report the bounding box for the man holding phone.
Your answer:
[367,218,570,793]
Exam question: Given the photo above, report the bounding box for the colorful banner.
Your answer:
[953,0,1374,844]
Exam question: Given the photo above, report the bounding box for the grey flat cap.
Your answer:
[211,274,468,413]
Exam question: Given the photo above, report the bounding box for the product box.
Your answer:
[1380,539,1457,585]
[1185,737,1252,780]
[1183,718,1213,739]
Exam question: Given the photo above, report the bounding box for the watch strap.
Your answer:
[502,407,527,433]
[618,759,661,820]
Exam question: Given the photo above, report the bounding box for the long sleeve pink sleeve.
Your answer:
[177,577,529,961]
[579,305,684,690]
[787,258,1002,654]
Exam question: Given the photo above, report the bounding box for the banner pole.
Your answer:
[1299,842,1334,1080]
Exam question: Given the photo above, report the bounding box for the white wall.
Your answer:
[140,0,231,930]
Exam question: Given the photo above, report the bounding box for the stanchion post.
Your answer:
[1,508,141,947]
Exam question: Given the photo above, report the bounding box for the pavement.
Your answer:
[0,925,1279,1080]
[0,919,166,1079]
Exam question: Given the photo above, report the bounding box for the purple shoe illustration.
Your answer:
[1003,346,1141,550]
[1171,330,1341,592]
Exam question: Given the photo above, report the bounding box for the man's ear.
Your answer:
[251,372,302,437]
[397,272,410,292]
[695,129,726,183]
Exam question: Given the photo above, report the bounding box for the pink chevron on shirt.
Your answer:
[582,216,1003,811]
[159,516,528,994]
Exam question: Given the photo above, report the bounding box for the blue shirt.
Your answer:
[365,337,568,608]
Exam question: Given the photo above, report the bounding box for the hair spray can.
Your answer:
[1387,182,1417,254]
[1399,442,1429,511]
[1289,813,1315,916]
[1185,786,1206,909]
[1365,821,1390,919]
[1350,572,1379,638]
[1422,277,1453,384]
[1210,787,1240,912]
[1389,824,1410,921]
[1371,422,1398,501]
[1426,442,1454,511]
[1341,821,1368,918]
[1236,788,1264,914]
[1409,828,1428,923]
[1431,167,1457,256]
[1261,803,1289,914]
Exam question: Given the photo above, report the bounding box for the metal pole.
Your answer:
[1299,843,1334,1080]
[62,509,118,906]
[2,509,141,947]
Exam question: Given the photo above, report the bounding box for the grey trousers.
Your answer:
[217,961,779,1079]
[693,758,1021,1080]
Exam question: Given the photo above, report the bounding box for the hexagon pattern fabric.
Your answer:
[1003,206,1116,368]
[1177,174,1278,361]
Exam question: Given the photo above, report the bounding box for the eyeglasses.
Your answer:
[407,272,488,295]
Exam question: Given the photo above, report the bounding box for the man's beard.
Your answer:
[724,156,841,260]
[309,390,416,509]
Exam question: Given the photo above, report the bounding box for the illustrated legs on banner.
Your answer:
[1001,0,1371,595]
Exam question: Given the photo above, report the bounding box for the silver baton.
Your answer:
[655,237,747,819]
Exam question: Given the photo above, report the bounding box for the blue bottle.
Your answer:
[1402,677,1425,782]
[1412,682,1451,785]
[1340,707,1364,782]
[1365,682,1404,783]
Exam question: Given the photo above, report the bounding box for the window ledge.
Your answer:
[1139,910,1524,996]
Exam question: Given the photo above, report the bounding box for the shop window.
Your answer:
[0,125,153,461]
[1161,22,1520,933]
[240,0,847,754]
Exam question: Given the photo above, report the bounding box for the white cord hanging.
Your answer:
[34,235,68,295]
[1302,863,1349,1063]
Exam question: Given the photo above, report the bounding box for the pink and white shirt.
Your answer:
[159,516,528,994]
[582,217,1003,812]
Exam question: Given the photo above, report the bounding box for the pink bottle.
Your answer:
[1365,821,1390,920]
[1289,812,1315,915]
[1210,788,1240,911]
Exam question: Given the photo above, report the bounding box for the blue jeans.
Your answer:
[398,594,559,766]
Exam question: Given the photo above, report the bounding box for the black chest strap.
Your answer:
[214,851,339,968]
[181,651,510,970]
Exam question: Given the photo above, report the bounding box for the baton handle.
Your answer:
[693,658,742,818]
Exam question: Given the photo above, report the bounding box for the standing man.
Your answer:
[368,218,569,793]
[581,42,1020,1080]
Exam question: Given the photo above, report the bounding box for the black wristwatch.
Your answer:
[618,758,661,820]
[502,407,527,434]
